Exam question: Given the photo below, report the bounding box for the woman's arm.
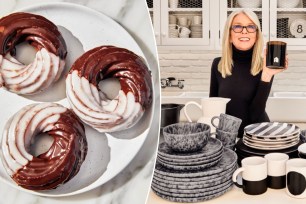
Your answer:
[249,77,273,122]
[209,58,220,97]
[249,52,288,122]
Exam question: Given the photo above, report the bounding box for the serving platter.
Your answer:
[0,2,155,197]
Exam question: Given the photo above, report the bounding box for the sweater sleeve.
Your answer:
[249,75,273,122]
[209,58,220,97]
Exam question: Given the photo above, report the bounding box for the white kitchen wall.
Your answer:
[159,49,306,93]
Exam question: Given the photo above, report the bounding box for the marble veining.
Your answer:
[0,0,159,203]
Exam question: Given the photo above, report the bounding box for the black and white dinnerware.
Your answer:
[211,113,242,133]
[211,129,238,150]
[244,122,300,138]
[152,148,237,202]
[235,139,301,166]
[300,130,306,143]
[232,156,268,195]
[242,122,301,151]
[286,159,306,198]
[298,143,306,159]
[264,153,289,189]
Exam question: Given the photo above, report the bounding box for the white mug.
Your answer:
[286,159,306,198]
[169,0,179,8]
[232,157,268,195]
[264,153,289,189]
[178,17,189,27]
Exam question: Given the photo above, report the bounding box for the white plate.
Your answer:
[243,135,299,145]
[290,19,306,38]
[0,2,154,197]
[244,122,300,137]
[242,138,299,150]
[243,132,300,143]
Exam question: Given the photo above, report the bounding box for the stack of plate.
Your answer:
[190,24,202,38]
[236,122,302,165]
[243,122,300,150]
[152,138,237,202]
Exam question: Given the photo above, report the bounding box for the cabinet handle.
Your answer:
[162,33,166,37]
[155,32,160,38]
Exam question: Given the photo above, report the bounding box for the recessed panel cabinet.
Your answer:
[147,0,306,50]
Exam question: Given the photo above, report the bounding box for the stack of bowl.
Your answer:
[152,122,238,202]
[169,24,179,38]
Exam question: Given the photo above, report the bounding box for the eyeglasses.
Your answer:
[231,25,257,33]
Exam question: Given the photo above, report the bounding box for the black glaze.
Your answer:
[287,171,306,196]
[268,175,286,189]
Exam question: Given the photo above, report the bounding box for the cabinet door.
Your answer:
[270,0,306,50]
[219,0,269,48]
[160,0,210,46]
[147,0,161,45]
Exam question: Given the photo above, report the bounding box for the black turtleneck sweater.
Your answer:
[209,46,273,137]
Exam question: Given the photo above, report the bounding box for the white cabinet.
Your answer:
[270,0,306,50]
[148,0,306,50]
[148,0,213,49]
[218,0,306,50]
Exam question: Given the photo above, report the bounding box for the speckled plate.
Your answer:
[153,164,238,182]
[154,148,237,178]
[158,137,223,160]
[157,151,223,166]
[157,156,222,171]
[152,169,235,190]
[152,178,232,195]
[152,182,232,201]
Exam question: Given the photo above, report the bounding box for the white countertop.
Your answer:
[0,0,160,204]
[147,186,306,204]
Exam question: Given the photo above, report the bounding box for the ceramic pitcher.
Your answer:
[183,97,230,132]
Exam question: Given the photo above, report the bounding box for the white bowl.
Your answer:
[278,0,300,8]
[237,0,261,8]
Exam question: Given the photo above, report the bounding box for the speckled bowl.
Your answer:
[163,122,211,152]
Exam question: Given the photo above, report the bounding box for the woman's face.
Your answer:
[230,13,257,51]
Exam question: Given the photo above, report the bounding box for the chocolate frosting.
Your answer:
[0,12,67,59]
[12,109,87,190]
[69,46,152,108]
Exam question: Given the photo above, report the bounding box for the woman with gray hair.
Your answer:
[209,9,288,137]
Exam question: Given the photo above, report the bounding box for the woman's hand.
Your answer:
[261,49,288,82]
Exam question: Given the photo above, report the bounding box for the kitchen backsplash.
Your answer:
[159,50,306,93]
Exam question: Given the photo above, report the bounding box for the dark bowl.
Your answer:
[163,122,210,152]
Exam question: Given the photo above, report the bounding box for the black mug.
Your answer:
[266,41,286,69]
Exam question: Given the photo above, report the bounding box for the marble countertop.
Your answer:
[0,0,160,204]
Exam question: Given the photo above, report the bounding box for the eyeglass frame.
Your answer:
[231,25,258,33]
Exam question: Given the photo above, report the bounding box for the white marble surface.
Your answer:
[0,0,160,204]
